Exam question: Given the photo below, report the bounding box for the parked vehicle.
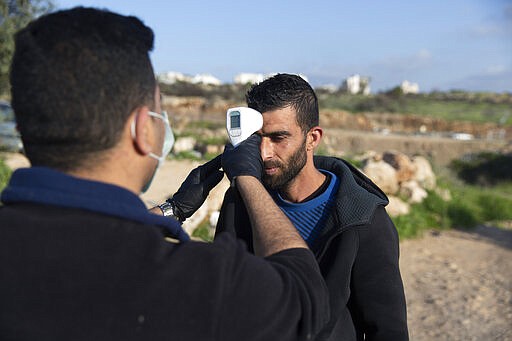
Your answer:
[0,101,23,152]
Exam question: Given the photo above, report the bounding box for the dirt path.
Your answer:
[2,153,511,340]
[400,227,512,340]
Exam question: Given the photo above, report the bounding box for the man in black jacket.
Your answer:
[216,74,409,340]
[0,9,329,340]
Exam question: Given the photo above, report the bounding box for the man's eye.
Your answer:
[271,136,285,142]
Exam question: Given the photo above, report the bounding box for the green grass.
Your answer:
[0,158,12,192]
[318,93,512,125]
[392,172,512,239]
[171,151,203,161]
[393,190,450,238]
[191,218,214,242]
[202,152,221,161]
[394,96,510,123]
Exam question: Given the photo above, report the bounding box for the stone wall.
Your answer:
[322,129,509,165]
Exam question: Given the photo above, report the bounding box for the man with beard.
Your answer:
[214,73,409,341]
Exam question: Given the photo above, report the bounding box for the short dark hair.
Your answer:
[10,7,156,171]
[245,73,319,133]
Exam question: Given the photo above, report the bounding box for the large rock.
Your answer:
[412,155,436,190]
[382,151,417,183]
[386,195,410,217]
[362,159,399,195]
[173,136,197,153]
[205,144,223,155]
[399,180,428,203]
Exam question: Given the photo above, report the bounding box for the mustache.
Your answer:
[264,160,282,169]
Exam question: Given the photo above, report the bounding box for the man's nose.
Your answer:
[260,138,273,160]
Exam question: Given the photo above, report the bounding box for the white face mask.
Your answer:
[131,110,175,192]
[146,110,174,167]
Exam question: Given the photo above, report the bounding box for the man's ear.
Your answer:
[307,126,323,151]
[131,107,153,155]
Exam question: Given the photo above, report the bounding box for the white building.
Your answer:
[400,80,419,94]
[157,71,192,84]
[191,73,222,86]
[234,73,266,85]
[158,72,221,86]
[341,74,371,95]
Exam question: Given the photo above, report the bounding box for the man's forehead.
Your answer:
[259,124,298,138]
[261,105,296,116]
[262,108,299,129]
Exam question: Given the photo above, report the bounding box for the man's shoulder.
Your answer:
[316,156,387,201]
[0,203,258,283]
[0,202,247,257]
[0,201,151,229]
[313,156,390,231]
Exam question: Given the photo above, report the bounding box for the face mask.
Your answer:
[131,110,175,193]
[146,110,174,167]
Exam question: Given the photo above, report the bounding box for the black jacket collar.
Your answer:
[312,156,389,251]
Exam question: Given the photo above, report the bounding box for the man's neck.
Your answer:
[279,163,326,203]
[66,148,146,195]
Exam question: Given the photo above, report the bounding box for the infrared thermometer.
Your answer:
[226,107,263,147]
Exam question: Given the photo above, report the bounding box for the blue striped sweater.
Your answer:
[272,170,340,247]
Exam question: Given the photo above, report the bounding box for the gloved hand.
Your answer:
[221,134,263,181]
[169,155,224,221]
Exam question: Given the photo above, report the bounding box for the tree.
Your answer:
[0,0,54,97]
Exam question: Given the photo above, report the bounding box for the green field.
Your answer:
[318,91,512,125]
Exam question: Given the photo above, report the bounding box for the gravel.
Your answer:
[400,227,512,341]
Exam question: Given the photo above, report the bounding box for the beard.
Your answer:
[263,140,307,191]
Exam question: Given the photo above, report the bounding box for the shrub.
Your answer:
[450,152,512,186]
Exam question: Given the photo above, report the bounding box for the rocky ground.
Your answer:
[3,153,511,340]
[400,227,512,341]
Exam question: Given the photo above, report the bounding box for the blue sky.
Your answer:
[55,0,511,93]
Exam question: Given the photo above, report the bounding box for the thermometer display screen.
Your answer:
[230,113,241,128]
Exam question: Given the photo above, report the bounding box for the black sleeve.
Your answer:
[350,206,409,341]
[214,233,330,341]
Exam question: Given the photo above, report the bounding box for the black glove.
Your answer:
[169,155,224,221]
[221,134,263,181]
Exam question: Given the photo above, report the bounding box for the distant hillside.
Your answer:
[317,90,512,126]
[159,81,512,126]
